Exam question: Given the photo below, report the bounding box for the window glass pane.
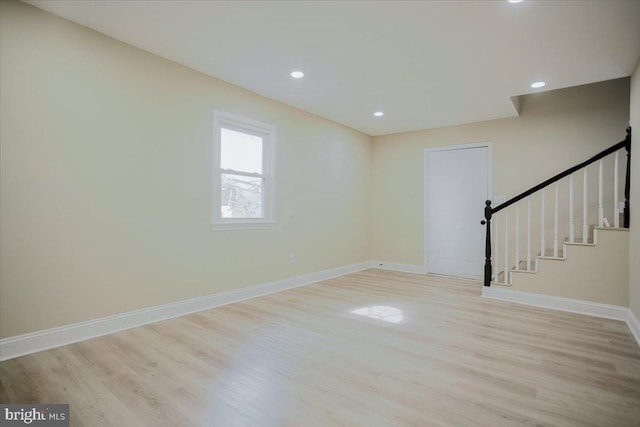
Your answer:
[221,173,263,218]
[221,128,263,174]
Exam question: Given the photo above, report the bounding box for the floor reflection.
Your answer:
[350,305,403,323]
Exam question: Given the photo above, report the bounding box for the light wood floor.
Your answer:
[1,269,639,426]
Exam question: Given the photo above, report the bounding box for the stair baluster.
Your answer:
[553,183,559,257]
[527,199,531,271]
[569,174,575,243]
[540,190,546,260]
[583,168,588,243]
[493,216,498,282]
[598,159,604,227]
[504,212,509,285]
[515,204,520,271]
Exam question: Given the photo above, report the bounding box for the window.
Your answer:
[212,111,276,230]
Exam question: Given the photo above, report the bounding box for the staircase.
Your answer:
[508,227,629,306]
[482,127,632,305]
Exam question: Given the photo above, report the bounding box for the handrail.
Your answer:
[482,126,631,287]
[492,129,630,214]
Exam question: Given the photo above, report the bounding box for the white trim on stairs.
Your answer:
[0,261,372,362]
[482,286,628,320]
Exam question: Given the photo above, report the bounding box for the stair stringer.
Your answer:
[508,228,629,307]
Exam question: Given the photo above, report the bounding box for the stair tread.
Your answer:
[516,260,536,271]
[564,242,594,247]
[541,249,564,257]
[594,226,629,231]
[510,269,537,274]
[564,238,593,244]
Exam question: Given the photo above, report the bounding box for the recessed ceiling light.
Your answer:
[508,0,524,3]
[290,71,304,79]
[373,111,384,117]
[530,81,546,88]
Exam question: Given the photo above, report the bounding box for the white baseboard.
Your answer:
[628,309,640,347]
[482,286,640,345]
[481,286,629,321]
[372,260,425,275]
[0,261,372,361]
[482,286,640,346]
[4,262,636,362]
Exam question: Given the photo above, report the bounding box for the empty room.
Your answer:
[1,0,640,425]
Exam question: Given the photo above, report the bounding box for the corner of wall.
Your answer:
[629,58,640,320]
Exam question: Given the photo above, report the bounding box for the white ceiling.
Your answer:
[26,0,640,136]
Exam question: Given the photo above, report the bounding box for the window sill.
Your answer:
[210,220,277,232]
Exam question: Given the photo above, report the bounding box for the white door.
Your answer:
[425,145,490,279]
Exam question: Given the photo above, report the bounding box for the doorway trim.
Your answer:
[423,142,493,277]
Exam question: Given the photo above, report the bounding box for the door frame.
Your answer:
[423,142,493,277]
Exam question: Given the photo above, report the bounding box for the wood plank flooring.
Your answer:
[1,269,639,426]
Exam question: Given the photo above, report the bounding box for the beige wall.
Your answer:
[371,78,630,266]
[0,0,634,340]
[510,229,629,306]
[629,60,640,319]
[0,0,371,338]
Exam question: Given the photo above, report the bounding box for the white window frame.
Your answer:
[211,110,276,231]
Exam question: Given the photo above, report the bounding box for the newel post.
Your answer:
[624,126,631,228]
[481,200,492,287]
